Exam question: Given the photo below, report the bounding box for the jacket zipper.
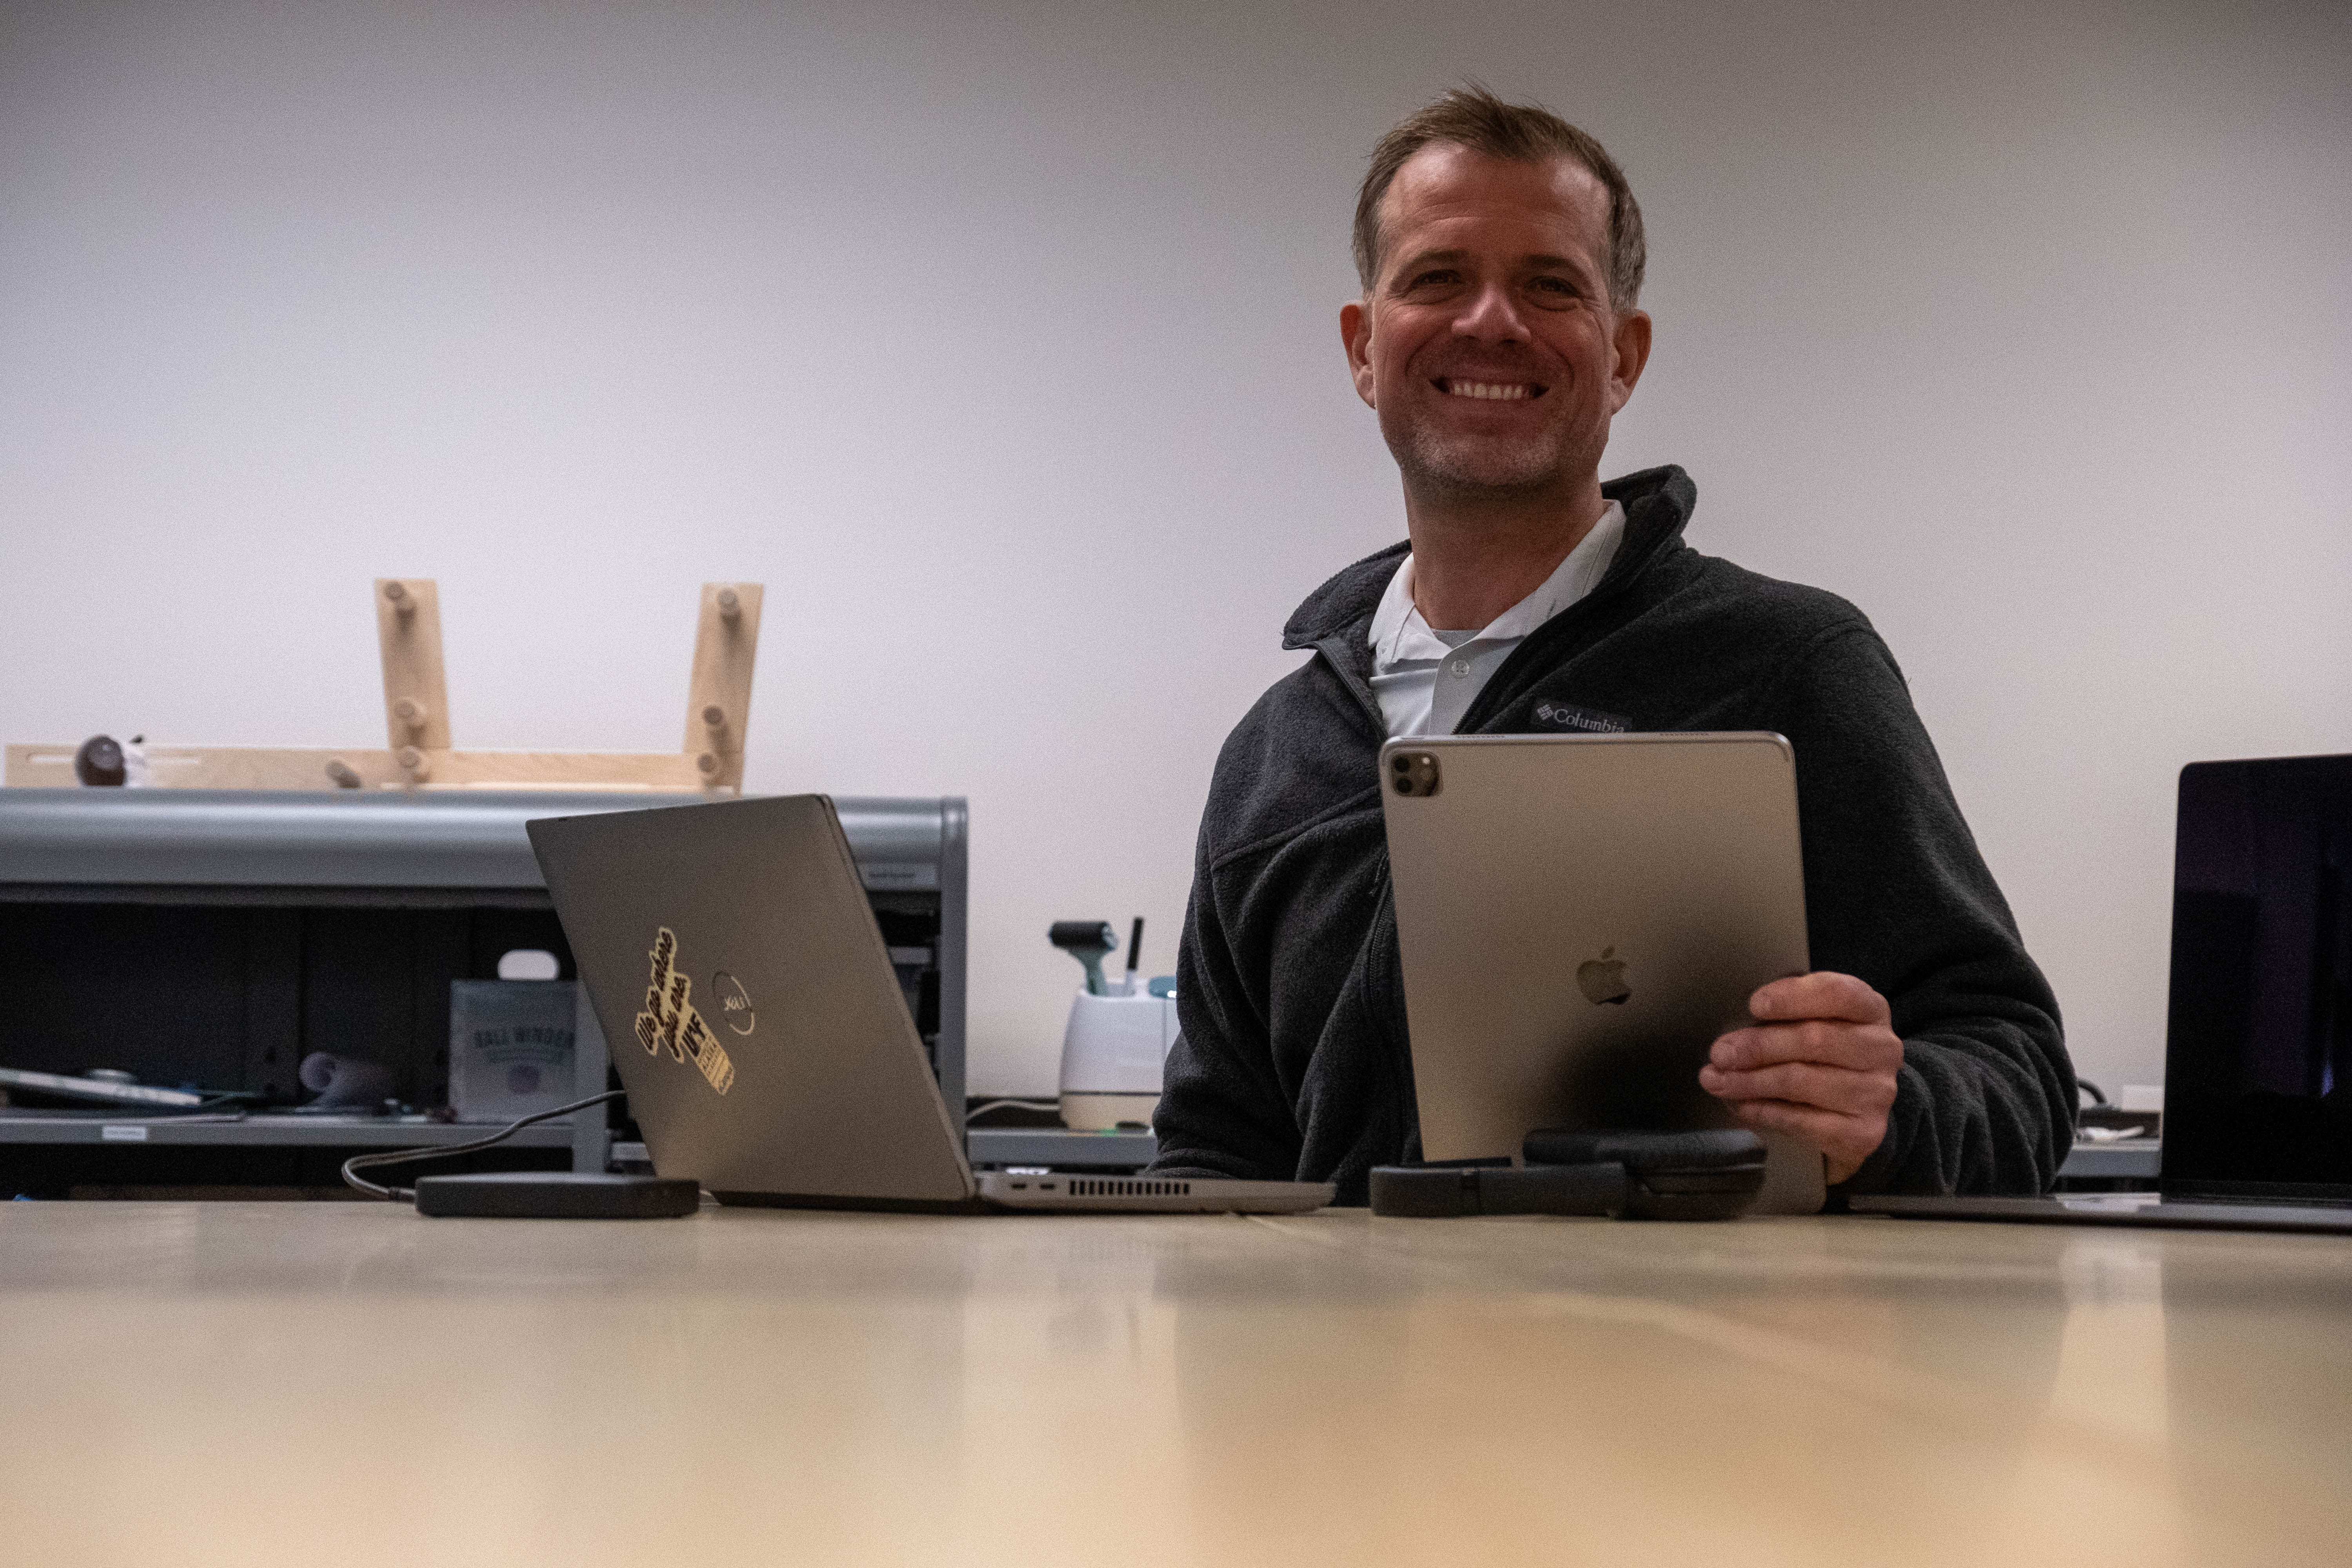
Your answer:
[1314,635,1394,740]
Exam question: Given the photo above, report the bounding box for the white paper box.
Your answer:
[448,980,578,1123]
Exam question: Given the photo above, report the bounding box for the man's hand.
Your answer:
[1698,972,1902,1185]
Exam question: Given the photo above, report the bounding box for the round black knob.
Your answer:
[74,735,127,786]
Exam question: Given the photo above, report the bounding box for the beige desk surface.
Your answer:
[1,1203,2347,1568]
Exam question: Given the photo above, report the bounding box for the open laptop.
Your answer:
[1380,732,1826,1215]
[526,794,1330,1214]
[1857,751,2352,1235]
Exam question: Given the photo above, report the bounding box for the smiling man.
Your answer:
[1148,87,2074,1204]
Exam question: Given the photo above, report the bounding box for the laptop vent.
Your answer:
[1065,1179,1193,1198]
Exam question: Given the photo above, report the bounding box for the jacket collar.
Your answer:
[1280,465,1699,652]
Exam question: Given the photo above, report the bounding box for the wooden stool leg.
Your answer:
[375,579,452,759]
[684,584,763,794]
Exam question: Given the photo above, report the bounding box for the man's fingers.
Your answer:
[1749,971,1888,1027]
[1701,974,1901,1184]
[1710,1018,1904,1074]
[1698,1059,1897,1118]
[1723,1097,1851,1142]
[1724,1099,1877,1184]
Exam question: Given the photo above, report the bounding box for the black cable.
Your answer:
[2077,1078,2108,1107]
[341,1090,625,1202]
[965,1098,1063,1124]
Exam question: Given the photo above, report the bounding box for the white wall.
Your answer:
[4,0,2347,1098]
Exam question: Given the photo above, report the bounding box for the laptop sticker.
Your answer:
[633,927,737,1094]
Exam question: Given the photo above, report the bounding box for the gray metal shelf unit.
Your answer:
[0,788,967,1189]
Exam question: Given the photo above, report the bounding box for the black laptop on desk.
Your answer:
[1858,751,2352,1236]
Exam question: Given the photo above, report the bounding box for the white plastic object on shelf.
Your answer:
[1058,976,1178,1131]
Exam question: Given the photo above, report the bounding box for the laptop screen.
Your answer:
[2164,753,2352,1201]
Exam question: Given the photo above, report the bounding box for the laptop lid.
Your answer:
[1380,732,1824,1214]
[2163,753,2352,1204]
[527,794,974,1207]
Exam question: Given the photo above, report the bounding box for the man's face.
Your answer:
[1341,145,1650,499]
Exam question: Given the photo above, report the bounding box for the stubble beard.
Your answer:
[1390,413,1581,501]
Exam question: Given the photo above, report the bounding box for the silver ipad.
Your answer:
[1381,733,1825,1214]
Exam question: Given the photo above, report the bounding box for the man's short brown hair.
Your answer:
[1352,85,1646,311]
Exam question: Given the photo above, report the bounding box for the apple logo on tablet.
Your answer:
[1577,947,1631,1006]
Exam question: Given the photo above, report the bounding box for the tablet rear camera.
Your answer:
[1391,753,1441,797]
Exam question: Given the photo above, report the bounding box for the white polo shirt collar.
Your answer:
[1366,500,1626,737]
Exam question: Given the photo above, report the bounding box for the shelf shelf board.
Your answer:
[0,1113,577,1148]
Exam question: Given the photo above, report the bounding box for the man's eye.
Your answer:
[1407,270,1461,289]
[1530,276,1576,296]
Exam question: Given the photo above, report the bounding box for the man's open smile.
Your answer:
[1435,377,1545,401]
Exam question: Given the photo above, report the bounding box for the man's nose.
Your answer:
[1452,281,1529,343]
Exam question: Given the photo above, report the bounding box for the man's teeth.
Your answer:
[1446,380,1531,400]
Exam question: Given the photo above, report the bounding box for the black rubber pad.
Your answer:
[1522,1127,1767,1175]
[412,1172,701,1219]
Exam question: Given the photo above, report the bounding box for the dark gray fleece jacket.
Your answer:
[1149,465,2073,1205]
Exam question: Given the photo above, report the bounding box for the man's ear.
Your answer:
[1340,298,1377,409]
[1608,308,1653,414]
